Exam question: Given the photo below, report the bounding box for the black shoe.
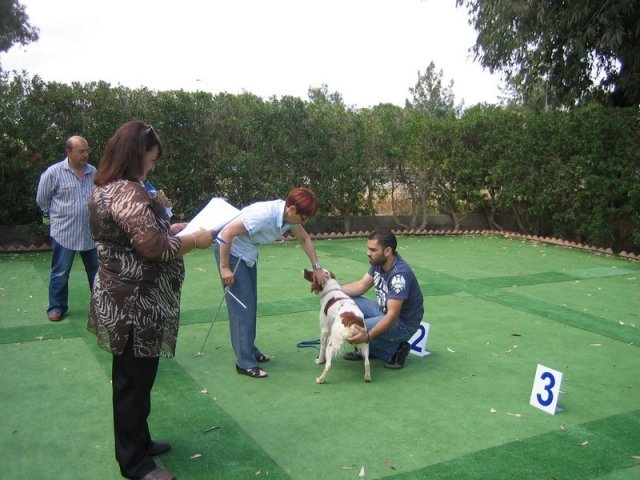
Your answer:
[141,468,176,480]
[344,350,363,361]
[149,440,171,456]
[384,342,411,369]
[47,311,63,322]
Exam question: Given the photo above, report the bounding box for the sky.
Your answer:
[1,0,504,109]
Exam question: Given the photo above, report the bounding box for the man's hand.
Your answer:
[347,325,369,344]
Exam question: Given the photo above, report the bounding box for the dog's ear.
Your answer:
[304,268,326,293]
[311,276,321,293]
[303,268,314,282]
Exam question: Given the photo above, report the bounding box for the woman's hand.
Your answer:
[177,229,215,257]
[193,229,216,248]
[169,222,188,235]
[156,189,172,208]
[312,268,326,286]
[220,265,234,286]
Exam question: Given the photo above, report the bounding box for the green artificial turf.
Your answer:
[1,235,639,479]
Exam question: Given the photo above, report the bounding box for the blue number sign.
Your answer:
[408,322,431,357]
[529,364,563,415]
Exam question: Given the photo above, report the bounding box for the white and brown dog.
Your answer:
[303,268,371,384]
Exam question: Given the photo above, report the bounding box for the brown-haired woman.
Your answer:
[88,121,215,480]
[215,188,326,378]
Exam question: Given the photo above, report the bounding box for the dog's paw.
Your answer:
[315,377,326,384]
[315,358,326,365]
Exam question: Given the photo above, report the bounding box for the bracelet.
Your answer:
[191,234,197,250]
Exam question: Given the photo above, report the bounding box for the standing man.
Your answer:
[36,136,98,321]
[342,229,424,369]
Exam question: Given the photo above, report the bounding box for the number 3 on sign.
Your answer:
[529,364,563,415]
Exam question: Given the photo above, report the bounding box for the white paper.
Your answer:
[176,197,240,236]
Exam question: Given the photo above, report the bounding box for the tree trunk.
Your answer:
[343,216,353,232]
[512,204,529,234]
[483,201,503,231]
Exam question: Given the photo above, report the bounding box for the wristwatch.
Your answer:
[312,263,322,270]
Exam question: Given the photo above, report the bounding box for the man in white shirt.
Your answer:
[36,136,98,321]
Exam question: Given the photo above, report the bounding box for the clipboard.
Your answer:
[176,197,240,236]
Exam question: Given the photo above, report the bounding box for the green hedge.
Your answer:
[1,73,638,252]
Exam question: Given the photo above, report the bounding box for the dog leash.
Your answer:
[296,339,320,350]
[195,261,242,357]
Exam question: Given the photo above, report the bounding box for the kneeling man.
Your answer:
[342,229,424,369]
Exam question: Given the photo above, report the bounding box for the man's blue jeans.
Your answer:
[352,296,416,362]
[48,238,98,315]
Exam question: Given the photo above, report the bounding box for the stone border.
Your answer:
[0,241,51,253]
[302,228,640,261]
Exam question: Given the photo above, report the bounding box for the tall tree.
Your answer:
[457,0,640,108]
[499,75,551,113]
[0,0,39,68]
[305,85,373,230]
[406,61,459,116]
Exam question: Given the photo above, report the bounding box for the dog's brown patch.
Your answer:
[340,311,365,329]
[303,268,314,282]
[303,268,321,293]
[323,296,340,316]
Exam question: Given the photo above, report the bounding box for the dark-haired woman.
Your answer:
[215,188,325,379]
[88,121,215,480]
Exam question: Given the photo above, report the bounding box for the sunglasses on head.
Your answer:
[145,125,159,141]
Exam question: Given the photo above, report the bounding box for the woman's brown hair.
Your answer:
[286,188,318,217]
[94,121,163,186]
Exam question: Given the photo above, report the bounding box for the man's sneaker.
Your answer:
[344,350,364,361]
[384,342,411,369]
